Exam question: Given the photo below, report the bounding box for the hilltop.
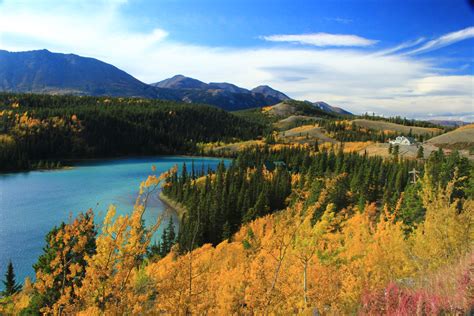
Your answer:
[313,101,352,115]
[351,119,442,136]
[263,100,339,119]
[426,124,474,150]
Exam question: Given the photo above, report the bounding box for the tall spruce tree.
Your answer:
[393,145,400,162]
[417,145,424,159]
[1,260,22,296]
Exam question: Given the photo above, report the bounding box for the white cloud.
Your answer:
[405,26,474,55]
[0,1,167,58]
[0,0,472,121]
[412,75,473,96]
[261,33,377,47]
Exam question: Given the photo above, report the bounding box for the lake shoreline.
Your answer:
[0,156,223,284]
[158,192,187,219]
[0,154,228,175]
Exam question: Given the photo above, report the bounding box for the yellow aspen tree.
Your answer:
[363,206,414,291]
[75,169,175,313]
[207,241,249,315]
[292,202,337,311]
[411,174,473,273]
[33,209,96,315]
[337,206,373,312]
[243,208,303,313]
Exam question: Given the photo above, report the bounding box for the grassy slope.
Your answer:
[426,124,474,146]
[279,124,337,144]
[274,115,319,130]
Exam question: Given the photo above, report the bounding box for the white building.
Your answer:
[389,136,415,145]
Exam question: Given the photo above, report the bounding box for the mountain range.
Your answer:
[0,49,349,113]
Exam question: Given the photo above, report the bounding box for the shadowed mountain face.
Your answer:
[153,75,208,90]
[251,85,290,101]
[312,101,352,115]
[0,49,177,99]
[151,75,290,110]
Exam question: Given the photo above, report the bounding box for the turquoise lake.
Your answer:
[0,156,225,287]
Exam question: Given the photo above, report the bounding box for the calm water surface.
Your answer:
[0,156,225,286]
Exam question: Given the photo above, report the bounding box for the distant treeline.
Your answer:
[0,93,265,171]
[318,120,436,142]
[360,112,448,129]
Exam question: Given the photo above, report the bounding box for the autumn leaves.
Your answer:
[2,163,472,314]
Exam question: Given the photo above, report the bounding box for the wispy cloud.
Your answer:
[405,26,474,55]
[261,33,377,47]
[375,37,425,56]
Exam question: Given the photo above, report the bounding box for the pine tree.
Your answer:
[167,217,176,248]
[160,228,169,257]
[159,217,177,256]
[417,145,424,159]
[1,260,22,296]
[222,221,232,240]
[392,145,399,162]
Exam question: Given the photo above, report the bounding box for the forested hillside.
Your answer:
[0,93,264,171]
[163,145,431,253]
[1,143,472,314]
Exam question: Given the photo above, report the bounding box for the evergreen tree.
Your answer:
[397,182,425,231]
[417,145,424,159]
[159,217,177,256]
[167,217,176,246]
[392,145,400,162]
[160,228,169,257]
[147,241,161,259]
[1,260,22,296]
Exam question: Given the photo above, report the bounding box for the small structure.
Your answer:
[389,136,415,146]
[408,168,420,184]
[263,160,287,172]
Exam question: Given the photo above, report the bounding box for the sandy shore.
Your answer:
[159,191,187,219]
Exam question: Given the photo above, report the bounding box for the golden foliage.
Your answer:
[261,106,273,113]
[342,141,373,153]
[14,169,471,314]
[72,168,176,314]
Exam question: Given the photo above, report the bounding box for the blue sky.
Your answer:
[0,0,473,120]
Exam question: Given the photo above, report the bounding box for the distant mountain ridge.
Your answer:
[153,74,208,90]
[252,85,290,101]
[0,49,175,99]
[0,49,351,114]
[312,101,352,116]
[151,75,290,110]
